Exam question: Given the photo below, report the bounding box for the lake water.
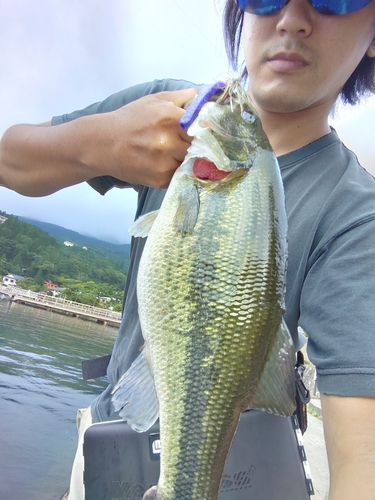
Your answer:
[0,297,117,500]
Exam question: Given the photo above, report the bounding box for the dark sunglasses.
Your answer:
[237,0,371,15]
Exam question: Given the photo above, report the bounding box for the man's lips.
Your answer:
[267,52,308,71]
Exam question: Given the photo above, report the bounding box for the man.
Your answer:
[1,0,375,499]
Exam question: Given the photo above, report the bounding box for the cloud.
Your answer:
[1,0,375,243]
[0,0,225,242]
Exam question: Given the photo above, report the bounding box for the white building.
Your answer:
[2,274,16,286]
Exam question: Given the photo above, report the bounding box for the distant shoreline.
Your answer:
[0,285,121,328]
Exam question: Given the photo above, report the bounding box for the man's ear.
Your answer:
[366,36,375,58]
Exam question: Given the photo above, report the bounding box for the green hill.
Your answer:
[0,211,129,308]
[17,216,130,265]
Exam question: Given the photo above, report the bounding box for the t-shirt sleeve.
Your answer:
[51,78,200,195]
[299,216,375,397]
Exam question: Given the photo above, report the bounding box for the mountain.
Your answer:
[17,216,130,265]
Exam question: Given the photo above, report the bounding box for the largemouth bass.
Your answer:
[112,80,296,500]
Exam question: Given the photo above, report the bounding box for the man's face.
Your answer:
[243,0,375,114]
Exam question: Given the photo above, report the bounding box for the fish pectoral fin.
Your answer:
[250,319,296,417]
[129,210,160,238]
[173,183,200,235]
[111,349,159,432]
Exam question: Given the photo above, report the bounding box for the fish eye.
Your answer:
[242,110,256,123]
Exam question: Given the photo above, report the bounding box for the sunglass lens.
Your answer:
[238,0,371,14]
[238,0,288,14]
[315,0,371,14]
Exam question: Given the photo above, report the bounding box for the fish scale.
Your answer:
[112,80,296,500]
[137,169,287,499]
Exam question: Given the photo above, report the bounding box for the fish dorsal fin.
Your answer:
[111,349,159,432]
[173,183,200,235]
[251,319,296,417]
[129,210,160,238]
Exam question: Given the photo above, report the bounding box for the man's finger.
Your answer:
[158,88,199,109]
[142,485,158,500]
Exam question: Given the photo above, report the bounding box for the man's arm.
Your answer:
[0,88,197,196]
[321,394,375,499]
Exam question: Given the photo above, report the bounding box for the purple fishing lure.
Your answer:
[179,81,226,131]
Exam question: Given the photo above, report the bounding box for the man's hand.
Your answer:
[103,89,198,189]
[0,87,198,196]
[142,485,157,499]
[321,394,375,499]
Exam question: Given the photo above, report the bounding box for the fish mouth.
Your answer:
[199,118,254,143]
[192,158,231,181]
[190,158,247,185]
[200,119,238,140]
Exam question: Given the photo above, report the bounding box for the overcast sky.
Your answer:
[1,0,375,243]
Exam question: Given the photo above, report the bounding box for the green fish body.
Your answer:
[112,81,296,500]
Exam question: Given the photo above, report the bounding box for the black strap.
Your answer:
[82,354,112,380]
[294,351,311,434]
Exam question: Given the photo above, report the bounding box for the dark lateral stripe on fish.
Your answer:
[170,195,226,498]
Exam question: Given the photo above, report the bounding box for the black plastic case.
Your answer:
[83,410,312,499]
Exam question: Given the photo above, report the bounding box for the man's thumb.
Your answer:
[142,486,158,500]
[159,87,199,109]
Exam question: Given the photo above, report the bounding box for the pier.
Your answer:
[0,284,122,327]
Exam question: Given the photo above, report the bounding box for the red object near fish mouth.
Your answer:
[193,158,230,181]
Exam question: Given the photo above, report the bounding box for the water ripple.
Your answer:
[0,300,118,500]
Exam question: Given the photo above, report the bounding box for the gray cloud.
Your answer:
[1,0,374,243]
[0,0,226,242]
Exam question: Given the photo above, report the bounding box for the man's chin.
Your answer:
[250,88,316,115]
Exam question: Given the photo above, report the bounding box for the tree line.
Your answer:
[0,212,128,311]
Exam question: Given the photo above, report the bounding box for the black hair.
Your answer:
[223,0,375,105]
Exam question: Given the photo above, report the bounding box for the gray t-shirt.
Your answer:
[53,79,375,423]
